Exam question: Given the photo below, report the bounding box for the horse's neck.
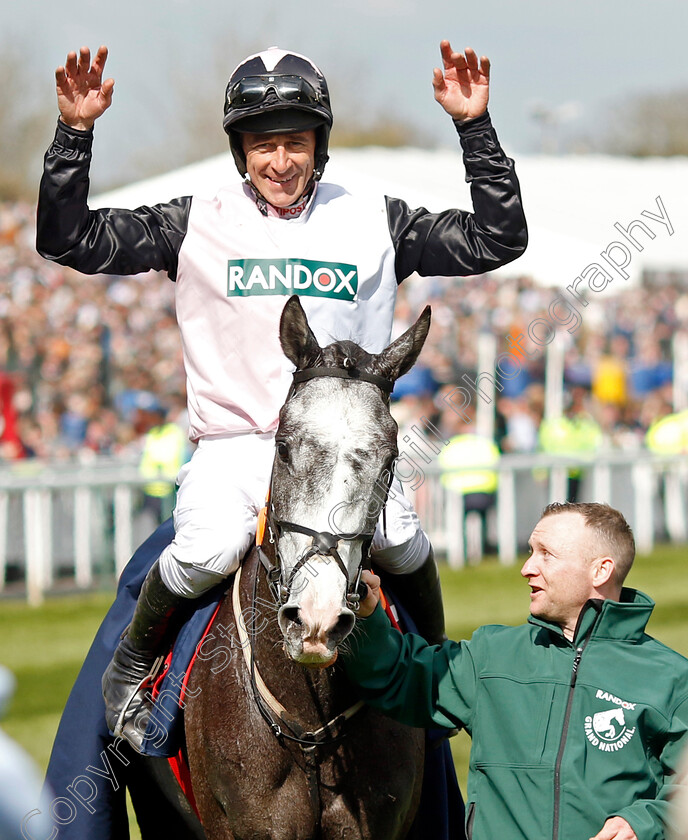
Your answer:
[235,548,357,728]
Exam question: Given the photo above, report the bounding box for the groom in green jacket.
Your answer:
[344,501,688,840]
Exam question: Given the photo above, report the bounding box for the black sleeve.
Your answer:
[387,111,528,282]
[36,120,192,281]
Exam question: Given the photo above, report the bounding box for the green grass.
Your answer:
[1,544,687,834]
[0,592,115,769]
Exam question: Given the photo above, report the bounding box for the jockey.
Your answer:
[37,41,528,752]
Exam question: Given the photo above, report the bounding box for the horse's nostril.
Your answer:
[282,606,302,626]
[330,611,356,645]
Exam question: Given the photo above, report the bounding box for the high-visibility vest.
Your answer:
[645,411,688,455]
[538,414,602,477]
[439,435,500,495]
[139,423,187,498]
[538,415,602,454]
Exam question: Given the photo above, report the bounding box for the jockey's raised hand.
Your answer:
[56,45,114,131]
[432,40,490,122]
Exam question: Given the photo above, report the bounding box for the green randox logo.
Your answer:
[227,258,358,300]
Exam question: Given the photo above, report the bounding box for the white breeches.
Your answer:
[158,433,429,598]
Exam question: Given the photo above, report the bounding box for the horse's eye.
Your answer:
[276,441,289,462]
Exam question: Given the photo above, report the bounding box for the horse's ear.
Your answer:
[279,296,322,370]
[374,306,431,382]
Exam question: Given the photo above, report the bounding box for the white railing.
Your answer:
[0,452,687,604]
[410,450,688,568]
[0,459,151,605]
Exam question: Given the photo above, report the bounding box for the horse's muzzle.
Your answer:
[278,604,356,666]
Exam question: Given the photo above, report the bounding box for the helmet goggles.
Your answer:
[227,74,320,110]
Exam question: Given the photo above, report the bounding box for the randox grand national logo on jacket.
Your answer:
[584,688,638,752]
[227,258,358,300]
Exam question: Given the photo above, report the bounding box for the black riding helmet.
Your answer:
[223,47,333,182]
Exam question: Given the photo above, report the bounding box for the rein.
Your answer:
[232,560,365,751]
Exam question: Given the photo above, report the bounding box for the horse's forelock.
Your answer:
[318,340,373,371]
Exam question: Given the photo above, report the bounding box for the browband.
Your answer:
[292,366,394,394]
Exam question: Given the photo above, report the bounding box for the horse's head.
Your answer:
[266,296,431,666]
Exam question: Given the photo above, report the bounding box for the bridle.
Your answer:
[257,364,396,612]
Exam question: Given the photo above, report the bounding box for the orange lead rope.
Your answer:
[256,488,270,548]
[256,504,268,547]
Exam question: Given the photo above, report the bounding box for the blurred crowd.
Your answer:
[1,199,687,472]
[393,270,688,458]
[0,201,187,465]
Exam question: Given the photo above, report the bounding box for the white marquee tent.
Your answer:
[93,144,688,291]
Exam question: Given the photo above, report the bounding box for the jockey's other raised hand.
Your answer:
[433,40,489,122]
[56,45,114,131]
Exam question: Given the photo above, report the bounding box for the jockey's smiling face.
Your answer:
[242,130,316,208]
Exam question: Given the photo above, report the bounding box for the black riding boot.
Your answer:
[102,560,187,752]
[387,548,447,646]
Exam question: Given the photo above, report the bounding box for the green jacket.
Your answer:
[344,589,688,840]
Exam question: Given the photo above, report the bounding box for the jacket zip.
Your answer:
[551,603,601,840]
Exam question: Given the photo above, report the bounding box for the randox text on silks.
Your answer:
[227,258,358,300]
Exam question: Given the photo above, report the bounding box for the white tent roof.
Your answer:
[92,146,688,290]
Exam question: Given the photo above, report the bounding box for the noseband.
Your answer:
[257,364,395,612]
